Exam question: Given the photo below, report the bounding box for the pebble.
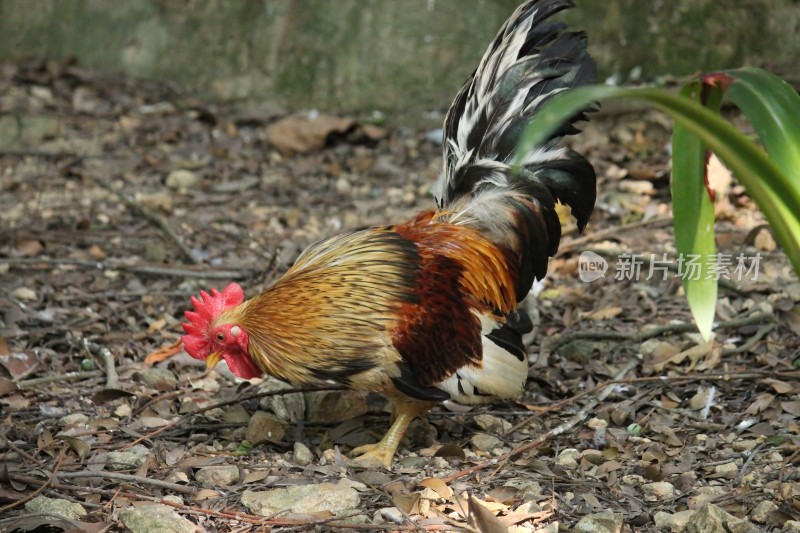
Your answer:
[573,511,624,533]
[25,495,87,521]
[195,465,240,487]
[293,441,314,466]
[714,462,738,478]
[687,503,759,533]
[165,169,199,189]
[59,413,89,426]
[474,414,512,433]
[119,504,197,533]
[246,411,286,444]
[107,444,150,470]
[732,439,759,452]
[242,481,359,516]
[380,506,405,524]
[555,448,580,469]
[137,367,178,391]
[654,509,695,532]
[470,433,502,452]
[641,481,675,501]
[750,500,778,523]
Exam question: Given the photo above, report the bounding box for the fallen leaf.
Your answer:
[467,495,509,533]
[763,379,795,395]
[745,393,775,415]
[580,306,623,321]
[781,401,800,417]
[418,477,453,500]
[434,443,466,461]
[393,492,420,514]
[61,436,91,459]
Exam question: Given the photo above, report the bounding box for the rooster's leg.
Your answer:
[350,400,432,468]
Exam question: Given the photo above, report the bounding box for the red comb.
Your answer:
[181,283,245,360]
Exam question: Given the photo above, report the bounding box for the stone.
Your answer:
[241,481,359,516]
[25,495,87,521]
[165,169,199,190]
[686,503,759,533]
[380,506,405,524]
[304,390,368,424]
[107,444,150,470]
[654,510,696,532]
[474,414,512,433]
[731,439,759,452]
[245,411,286,444]
[137,367,178,391]
[573,511,624,533]
[59,413,89,426]
[784,521,800,533]
[195,465,240,487]
[119,504,198,533]
[258,377,305,422]
[293,441,314,466]
[714,462,738,477]
[470,433,502,452]
[750,500,778,523]
[555,448,581,469]
[641,481,675,501]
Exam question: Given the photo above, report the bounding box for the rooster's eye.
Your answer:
[216,333,224,341]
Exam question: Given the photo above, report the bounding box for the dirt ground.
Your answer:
[1,61,799,532]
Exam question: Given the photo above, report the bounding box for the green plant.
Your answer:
[518,68,800,339]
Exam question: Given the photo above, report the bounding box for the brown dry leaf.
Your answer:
[265,114,356,155]
[14,239,44,256]
[689,387,716,411]
[581,492,603,509]
[418,477,453,500]
[762,378,795,395]
[143,339,183,366]
[467,495,509,533]
[580,306,623,321]
[60,436,91,459]
[243,470,269,484]
[0,378,18,396]
[653,338,715,372]
[194,488,220,501]
[746,393,775,415]
[393,492,421,514]
[0,349,39,380]
[434,443,466,461]
[781,401,800,417]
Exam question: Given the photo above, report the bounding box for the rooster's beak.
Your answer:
[206,351,223,370]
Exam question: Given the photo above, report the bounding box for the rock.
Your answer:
[474,414,512,433]
[293,441,314,466]
[573,511,624,533]
[335,176,352,194]
[398,456,427,469]
[137,367,178,391]
[641,481,675,501]
[380,506,405,524]
[470,433,502,452]
[165,169,199,190]
[107,445,150,470]
[555,448,580,469]
[731,439,759,452]
[258,377,305,422]
[750,500,778,523]
[222,404,251,425]
[654,510,695,532]
[25,495,87,521]
[59,413,89,426]
[304,390,368,424]
[241,481,359,516]
[714,462,738,478]
[246,411,286,444]
[686,503,759,533]
[785,521,800,533]
[119,504,198,533]
[195,465,240,487]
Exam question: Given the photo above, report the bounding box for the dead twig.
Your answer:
[17,370,104,390]
[54,471,195,495]
[444,355,642,483]
[0,446,67,513]
[83,339,118,388]
[0,257,250,280]
[97,181,201,264]
[549,311,774,351]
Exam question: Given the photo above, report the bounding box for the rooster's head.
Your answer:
[181,283,262,379]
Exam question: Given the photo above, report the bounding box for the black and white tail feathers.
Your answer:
[434,0,596,301]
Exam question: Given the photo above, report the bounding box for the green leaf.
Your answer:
[518,79,800,335]
[671,81,719,340]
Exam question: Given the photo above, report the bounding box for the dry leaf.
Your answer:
[467,495,509,533]
[580,306,623,321]
[418,477,453,500]
[746,393,775,415]
[393,492,420,514]
[781,401,800,417]
[653,338,715,372]
[434,443,466,461]
[762,378,795,395]
[61,436,91,459]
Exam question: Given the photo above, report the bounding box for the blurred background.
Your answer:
[1,0,798,125]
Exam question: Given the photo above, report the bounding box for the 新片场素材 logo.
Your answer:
[579,251,608,282]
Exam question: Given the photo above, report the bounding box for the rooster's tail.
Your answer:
[434,0,596,301]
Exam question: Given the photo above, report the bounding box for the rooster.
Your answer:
[181,0,596,468]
